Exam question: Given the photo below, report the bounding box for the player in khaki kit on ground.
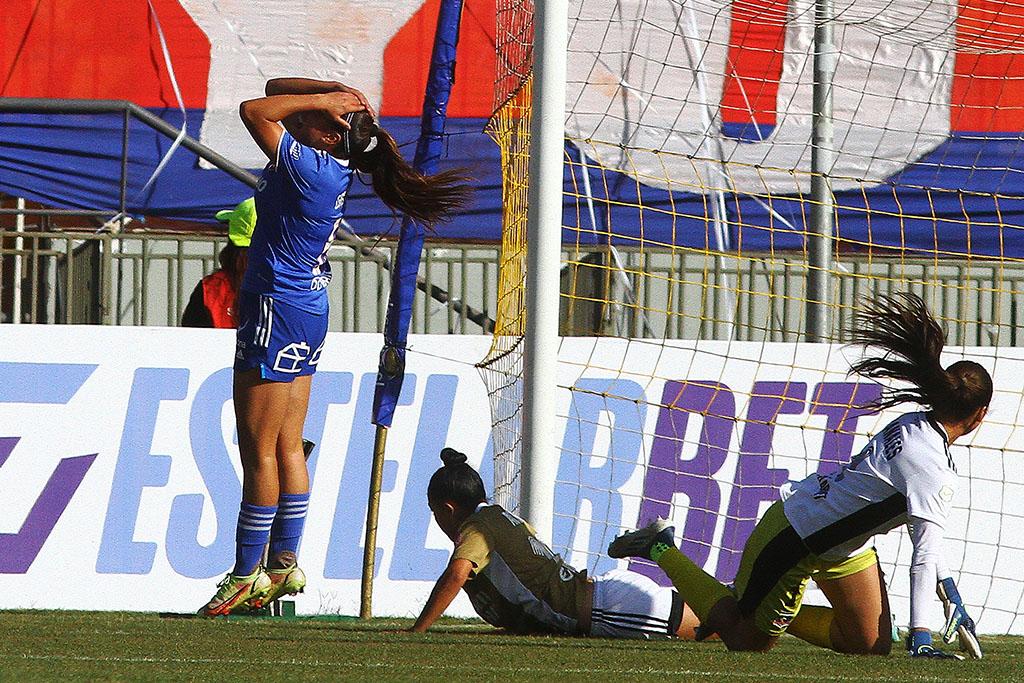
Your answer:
[610,293,989,659]
[411,448,705,639]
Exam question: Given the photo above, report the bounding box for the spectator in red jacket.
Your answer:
[181,197,255,328]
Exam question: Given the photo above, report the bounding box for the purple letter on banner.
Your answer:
[0,438,96,573]
[631,381,734,585]
[811,382,882,476]
[0,362,98,573]
[716,381,805,581]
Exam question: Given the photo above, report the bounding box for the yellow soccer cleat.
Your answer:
[199,569,272,617]
[263,562,306,606]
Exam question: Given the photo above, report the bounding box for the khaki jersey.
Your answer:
[452,504,591,634]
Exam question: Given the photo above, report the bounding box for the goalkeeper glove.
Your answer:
[906,630,962,659]
[937,577,983,659]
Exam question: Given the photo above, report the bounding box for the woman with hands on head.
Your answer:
[200,77,470,616]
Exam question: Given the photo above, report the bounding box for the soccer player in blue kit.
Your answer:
[201,77,470,615]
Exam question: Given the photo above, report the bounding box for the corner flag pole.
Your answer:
[360,0,466,619]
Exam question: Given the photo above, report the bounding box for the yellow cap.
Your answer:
[215,197,256,247]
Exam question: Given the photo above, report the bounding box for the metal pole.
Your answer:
[359,425,388,618]
[13,197,25,324]
[679,1,737,340]
[808,0,836,342]
[120,108,130,231]
[521,0,568,544]
[362,0,466,618]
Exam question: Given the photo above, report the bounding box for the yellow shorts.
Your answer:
[731,500,879,637]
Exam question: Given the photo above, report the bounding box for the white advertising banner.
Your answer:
[1,327,1021,633]
[0,326,493,619]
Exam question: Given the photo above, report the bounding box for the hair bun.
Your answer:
[440,447,467,466]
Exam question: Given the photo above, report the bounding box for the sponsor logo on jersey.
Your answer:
[310,342,325,366]
[335,192,346,210]
[273,342,311,374]
[311,275,332,290]
[939,485,954,502]
[881,422,904,460]
[290,141,301,160]
[812,474,831,500]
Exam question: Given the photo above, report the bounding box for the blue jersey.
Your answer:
[244,130,352,313]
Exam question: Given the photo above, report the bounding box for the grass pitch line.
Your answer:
[4,653,987,682]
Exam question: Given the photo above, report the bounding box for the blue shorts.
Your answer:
[234,291,328,382]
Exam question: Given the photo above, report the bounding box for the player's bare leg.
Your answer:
[675,602,712,640]
[234,369,292,506]
[263,374,312,603]
[810,562,892,655]
[199,369,291,616]
[275,375,312,499]
[701,596,777,651]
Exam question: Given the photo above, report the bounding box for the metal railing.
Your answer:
[569,247,1024,347]
[0,98,495,331]
[0,225,501,334]
[4,221,1021,344]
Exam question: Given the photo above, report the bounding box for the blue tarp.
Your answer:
[565,136,1024,257]
[0,110,500,240]
[3,108,1024,256]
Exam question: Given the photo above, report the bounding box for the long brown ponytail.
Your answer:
[849,292,992,422]
[339,112,471,227]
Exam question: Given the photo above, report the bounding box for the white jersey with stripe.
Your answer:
[782,411,957,562]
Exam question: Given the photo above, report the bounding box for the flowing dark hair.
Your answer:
[427,448,486,511]
[335,111,471,228]
[849,292,992,423]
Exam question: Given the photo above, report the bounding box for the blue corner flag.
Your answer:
[371,0,465,428]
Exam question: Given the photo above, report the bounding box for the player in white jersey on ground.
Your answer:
[609,293,991,658]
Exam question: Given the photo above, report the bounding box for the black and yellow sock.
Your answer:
[653,546,733,622]
[787,605,834,649]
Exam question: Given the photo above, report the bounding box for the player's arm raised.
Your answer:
[409,558,474,633]
[238,91,364,159]
[265,77,375,117]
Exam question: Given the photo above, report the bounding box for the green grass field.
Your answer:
[0,610,1021,682]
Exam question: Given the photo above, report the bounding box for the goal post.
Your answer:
[808,0,836,342]
[521,0,570,544]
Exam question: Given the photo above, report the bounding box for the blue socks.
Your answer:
[234,502,277,576]
[269,491,310,559]
[233,492,310,575]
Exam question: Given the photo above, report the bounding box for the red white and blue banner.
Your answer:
[5,1,1024,253]
[1,326,1022,633]
[0,0,500,237]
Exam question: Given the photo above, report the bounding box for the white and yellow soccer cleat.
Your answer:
[263,561,306,606]
[199,569,272,617]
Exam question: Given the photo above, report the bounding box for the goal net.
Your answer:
[479,0,1024,634]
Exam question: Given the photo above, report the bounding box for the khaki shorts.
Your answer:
[732,500,879,636]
